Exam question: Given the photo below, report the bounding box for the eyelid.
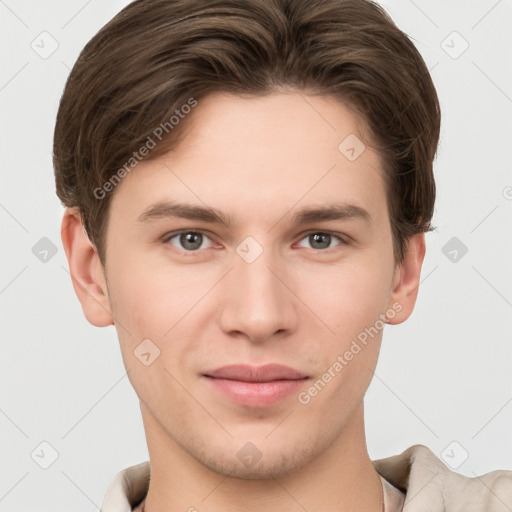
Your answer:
[161,229,218,253]
[294,230,349,249]
[162,228,350,254]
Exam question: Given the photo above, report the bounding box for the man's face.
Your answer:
[101,91,404,477]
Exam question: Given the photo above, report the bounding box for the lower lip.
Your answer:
[205,377,308,407]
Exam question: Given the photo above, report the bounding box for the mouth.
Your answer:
[202,364,309,408]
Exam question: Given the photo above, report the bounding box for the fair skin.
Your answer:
[61,91,425,512]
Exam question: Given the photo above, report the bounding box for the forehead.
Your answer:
[173,90,372,164]
[109,91,387,226]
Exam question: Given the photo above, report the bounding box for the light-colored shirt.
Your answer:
[129,475,404,512]
[101,444,512,511]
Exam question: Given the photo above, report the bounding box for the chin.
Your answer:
[189,434,321,480]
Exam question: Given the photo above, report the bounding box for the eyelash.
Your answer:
[161,229,349,255]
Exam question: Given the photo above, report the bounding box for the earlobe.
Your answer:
[386,233,426,325]
[61,208,114,327]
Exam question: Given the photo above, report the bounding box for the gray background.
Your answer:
[1,0,511,510]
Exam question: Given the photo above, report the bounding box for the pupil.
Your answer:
[311,233,330,249]
[181,232,202,250]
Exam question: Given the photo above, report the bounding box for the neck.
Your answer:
[141,402,383,512]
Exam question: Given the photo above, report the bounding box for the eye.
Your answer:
[164,231,214,252]
[296,232,344,250]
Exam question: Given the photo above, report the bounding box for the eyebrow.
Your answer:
[136,201,371,227]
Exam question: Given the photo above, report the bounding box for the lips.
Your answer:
[204,364,307,382]
[203,364,309,408]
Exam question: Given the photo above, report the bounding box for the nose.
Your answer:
[217,247,298,344]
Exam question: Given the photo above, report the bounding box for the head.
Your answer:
[55,0,440,478]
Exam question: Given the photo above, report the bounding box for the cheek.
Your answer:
[107,256,214,374]
[296,254,394,339]
[107,254,188,335]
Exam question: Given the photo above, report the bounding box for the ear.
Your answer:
[386,233,426,325]
[61,208,114,327]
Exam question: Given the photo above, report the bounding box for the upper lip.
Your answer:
[203,364,308,382]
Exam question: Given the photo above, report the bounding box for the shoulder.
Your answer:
[101,461,150,512]
[373,444,512,511]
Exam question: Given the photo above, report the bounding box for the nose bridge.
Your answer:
[219,240,296,341]
[236,255,281,303]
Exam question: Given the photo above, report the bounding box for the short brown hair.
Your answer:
[53,0,440,265]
